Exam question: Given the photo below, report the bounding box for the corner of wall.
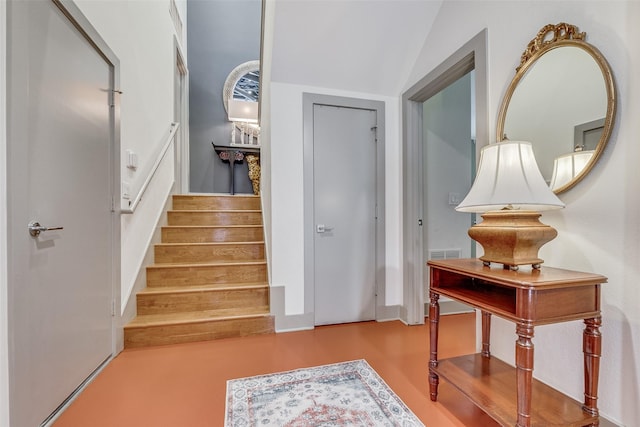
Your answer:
[269,285,314,332]
[376,305,401,322]
[0,0,9,424]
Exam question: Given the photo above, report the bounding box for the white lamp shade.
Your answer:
[456,141,565,213]
[228,99,258,123]
[549,150,594,191]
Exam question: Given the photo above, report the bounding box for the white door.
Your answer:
[313,104,377,325]
[7,1,114,425]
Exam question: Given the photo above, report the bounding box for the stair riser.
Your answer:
[124,315,275,348]
[137,288,269,315]
[155,244,265,263]
[168,211,262,226]
[146,264,267,287]
[173,195,260,211]
[161,226,264,243]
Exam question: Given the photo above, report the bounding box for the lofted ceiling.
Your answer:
[270,0,443,96]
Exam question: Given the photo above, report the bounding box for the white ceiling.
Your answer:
[270,0,443,96]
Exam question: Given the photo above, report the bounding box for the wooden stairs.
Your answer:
[124,194,274,348]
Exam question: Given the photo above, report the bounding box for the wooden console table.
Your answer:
[212,143,260,195]
[427,258,606,427]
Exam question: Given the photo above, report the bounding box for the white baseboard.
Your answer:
[270,286,403,331]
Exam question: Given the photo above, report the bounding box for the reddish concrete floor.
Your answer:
[54,313,499,427]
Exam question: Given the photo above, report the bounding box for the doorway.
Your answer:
[6,0,119,425]
[402,30,488,325]
[303,94,385,325]
[423,71,477,315]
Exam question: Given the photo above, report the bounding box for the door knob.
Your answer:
[316,224,334,233]
[28,221,64,237]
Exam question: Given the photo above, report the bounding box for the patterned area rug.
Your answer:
[225,359,424,426]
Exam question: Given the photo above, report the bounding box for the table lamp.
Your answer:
[549,149,594,191]
[455,140,565,270]
[228,99,258,124]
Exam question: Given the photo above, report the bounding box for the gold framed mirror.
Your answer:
[496,23,616,194]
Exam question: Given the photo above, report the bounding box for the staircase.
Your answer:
[124,194,274,348]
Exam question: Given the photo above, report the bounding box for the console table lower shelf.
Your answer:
[432,353,599,427]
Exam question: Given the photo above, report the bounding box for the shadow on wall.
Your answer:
[604,303,640,425]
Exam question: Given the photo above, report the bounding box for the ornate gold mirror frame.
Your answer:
[496,23,616,194]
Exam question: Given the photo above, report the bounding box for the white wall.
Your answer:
[270,82,402,314]
[267,1,450,320]
[270,0,442,96]
[74,0,186,313]
[261,0,276,284]
[407,1,640,425]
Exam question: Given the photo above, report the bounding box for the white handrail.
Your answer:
[121,122,180,214]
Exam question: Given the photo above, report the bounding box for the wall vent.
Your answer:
[428,249,461,260]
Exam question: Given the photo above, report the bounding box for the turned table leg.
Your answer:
[481,311,491,357]
[429,291,440,401]
[583,317,602,418]
[516,322,534,427]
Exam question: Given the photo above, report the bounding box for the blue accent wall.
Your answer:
[187,0,261,193]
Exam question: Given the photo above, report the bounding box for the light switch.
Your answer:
[122,182,131,200]
[126,150,138,170]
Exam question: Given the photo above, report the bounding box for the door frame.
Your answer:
[401,29,488,325]
[302,93,386,321]
[174,36,189,194]
[6,0,121,423]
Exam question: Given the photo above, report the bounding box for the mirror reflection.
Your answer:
[497,23,616,194]
[222,60,261,146]
[233,70,260,102]
[502,47,606,184]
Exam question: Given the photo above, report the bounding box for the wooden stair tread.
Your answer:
[173,193,260,199]
[162,225,263,229]
[125,309,271,328]
[126,194,272,348]
[149,260,266,268]
[175,194,259,198]
[137,283,269,294]
[155,241,264,247]
[168,209,262,213]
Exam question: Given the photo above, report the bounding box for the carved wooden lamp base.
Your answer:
[469,210,558,270]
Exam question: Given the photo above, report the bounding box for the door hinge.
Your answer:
[371,126,378,143]
[375,204,378,219]
[111,300,116,317]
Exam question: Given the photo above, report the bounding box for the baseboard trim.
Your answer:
[120,187,174,334]
[376,304,400,321]
[270,286,402,331]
